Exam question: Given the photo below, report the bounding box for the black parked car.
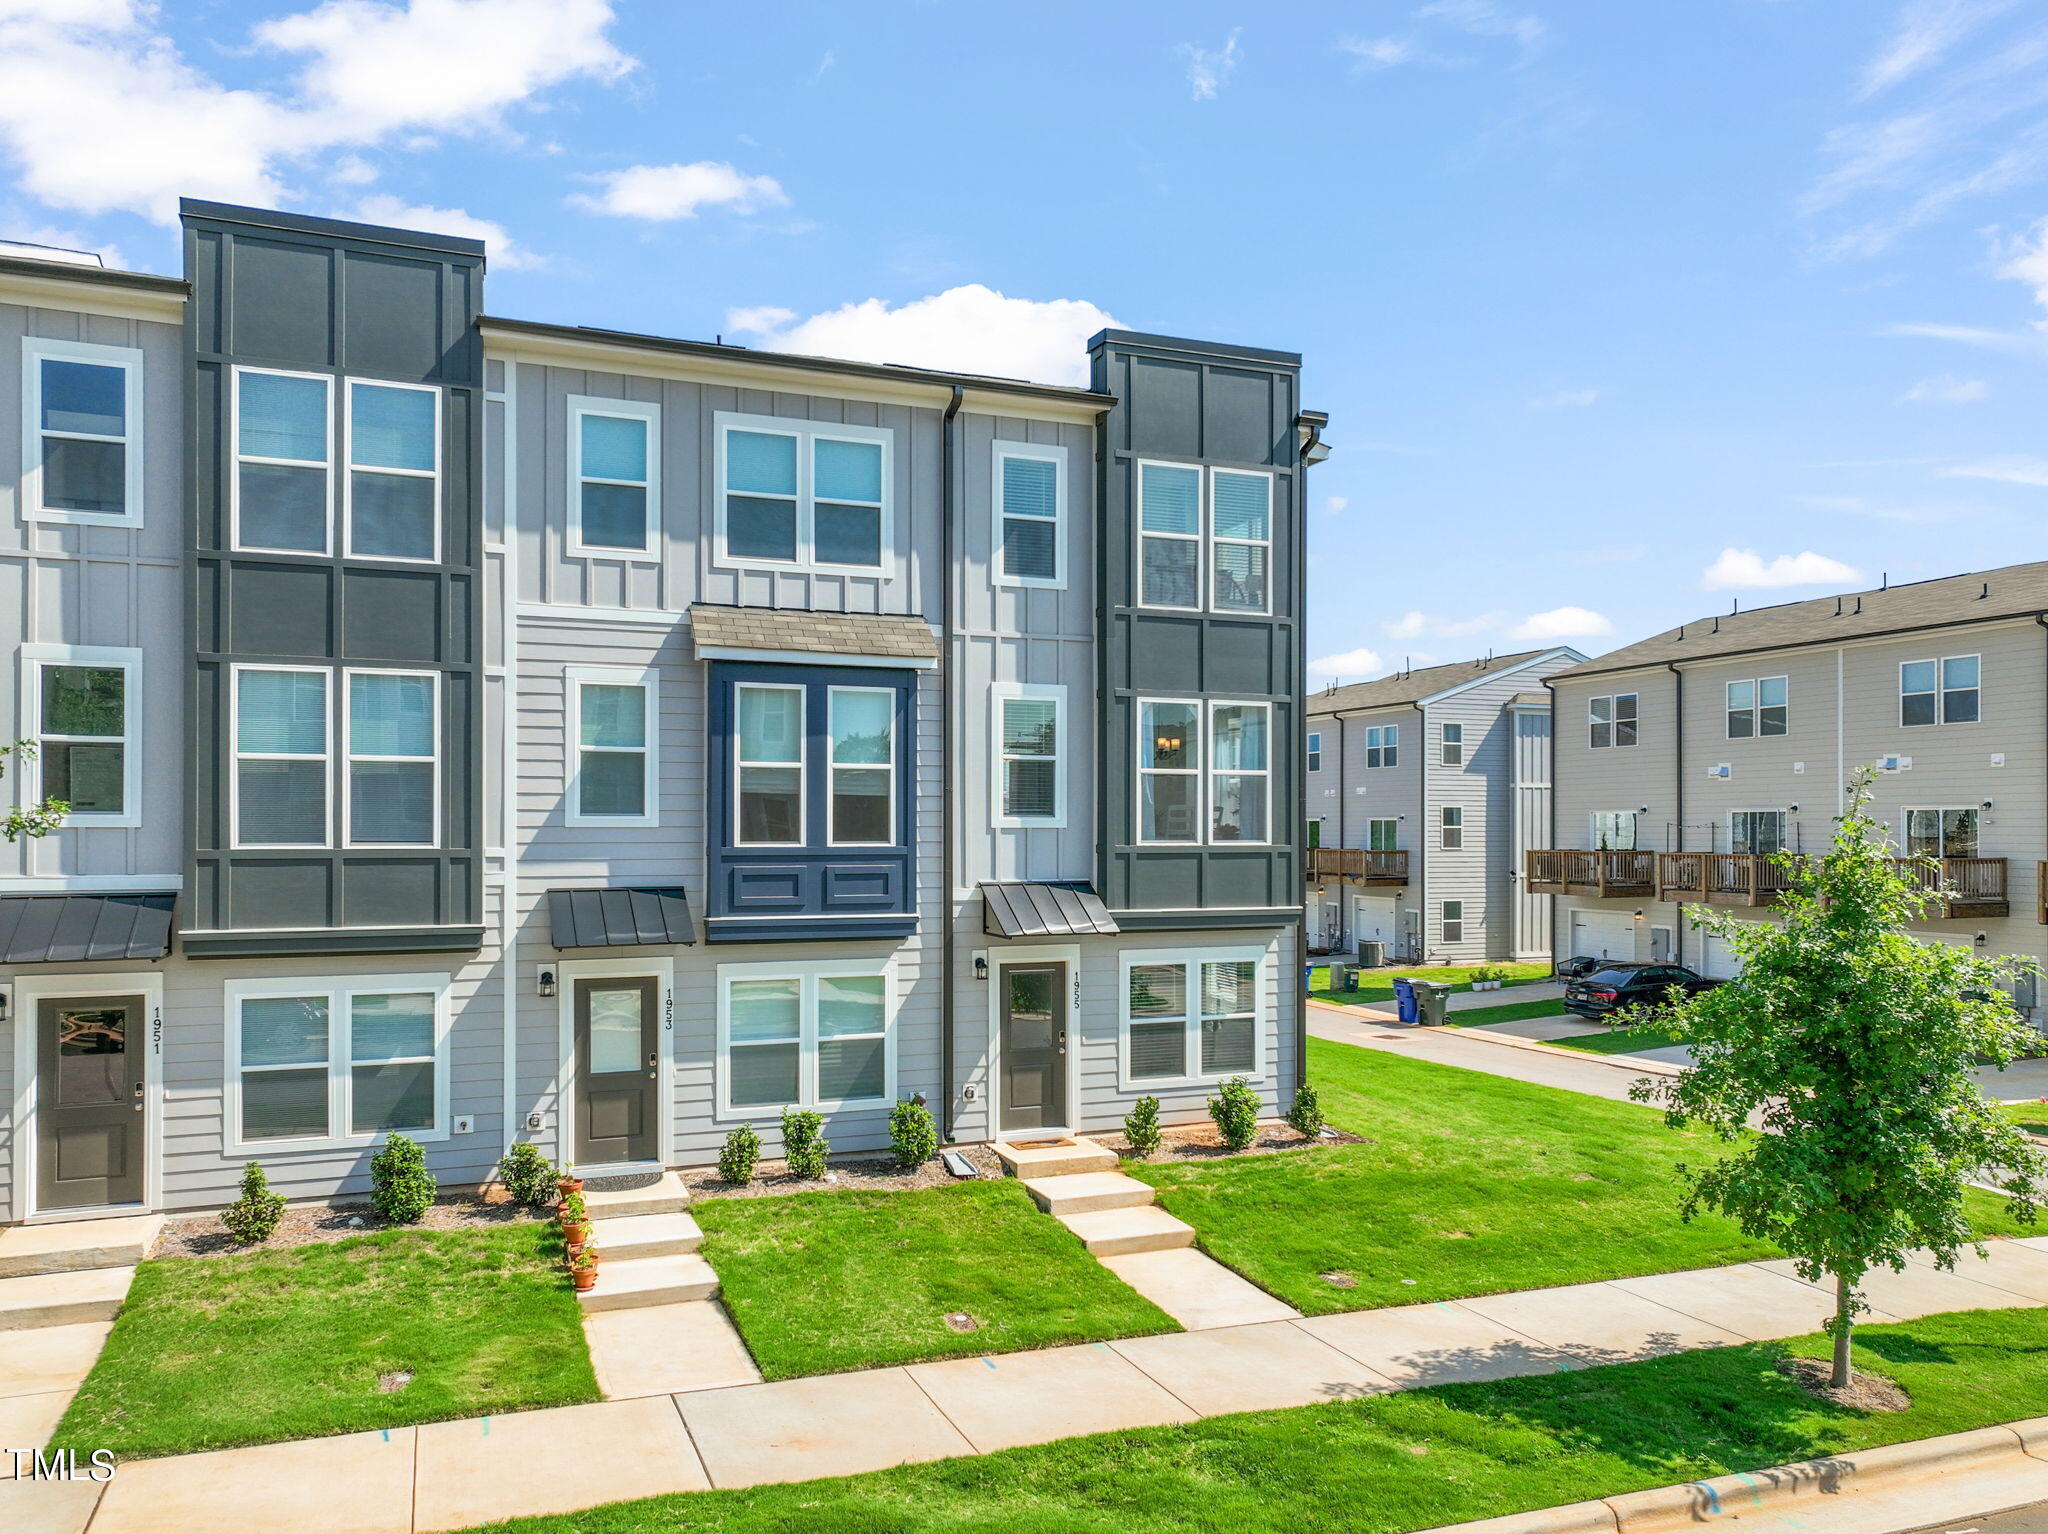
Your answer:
[1553,955,1606,980]
[1563,962,1722,1020]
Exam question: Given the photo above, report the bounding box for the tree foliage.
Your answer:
[1636,771,2044,1385]
[1,740,68,843]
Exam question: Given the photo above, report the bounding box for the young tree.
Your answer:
[1636,771,2045,1389]
[1,741,67,843]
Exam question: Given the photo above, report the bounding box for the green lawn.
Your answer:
[1553,1024,1687,1057]
[692,1179,1177,1380]
[2008,1100,2048,1137]
[462,1305,2048,1534]
[54,1223,597,1458]
[1307,961,1551,1007]
[1446,1000,1570,1028]
[1125,1038,2032,1315]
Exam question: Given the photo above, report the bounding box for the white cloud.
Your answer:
[1941,454,2048,486]
[1508,606,1612,640]
[1385,610,1427,640]
[1996,215,2048,323]
[1417,0,1546,54]
[1860,0,2017,97]
[1181,28,1241,100]
[1308,646,1385,679]
[1339,35,1423,70]
[1528,386,1600,408]
[725,284,1119,388]
[569,161,788,221]
[1898,372,1988,401]
[0,219,124,267]
[1385,609,1505,640]
[1700,547,1862,590]
[1880,320,2042,353]
[1322,495,1349,516]
[351,194,535,267]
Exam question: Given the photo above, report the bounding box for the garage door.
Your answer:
[1697,933,1740,979]
[1568,909,1636,964]
[1351,894,1399,950]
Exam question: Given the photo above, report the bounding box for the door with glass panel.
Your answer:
[37,996,146,1210]
[575,978,659,1165]
[999,964,1067,1132]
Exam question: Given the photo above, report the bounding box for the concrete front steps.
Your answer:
[0,1214,160,1330]
[998,1144,1198,1257]
[1060,1204,1197,1257]
[993,1136,1118,1180]
[578,1174,718,1312]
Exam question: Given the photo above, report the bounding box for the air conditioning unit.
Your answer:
[1878,753,1912,773]
[1706,763,1731,779]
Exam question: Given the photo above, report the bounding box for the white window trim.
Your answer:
[564,665,659,829]
[1366,817,1399,851]
[1133,460,1276,617]
[1441,805,1463,849]
[734,680,807,847]
[343,378,441,565]
[1590,809,1638,850]
[21,336,145,528]
[1117,945,1268,1091]
[715,957,897,1119]
[992,439,1067,590]
[229,663,332,850]
[1365,724,1398,769]
[713,410,894,576]
[18,643,143,828]
[1899,655,1982,727]
[567,394,661,563]
[1901,805,1979,858]
[1210,467,1275,617]
[1589,692,1639,749]
[1306,731,1322,773]
[1134,697,1274,847]
[826,685,897,847]
[231,365,334,556]
[992,682,1067,828]
[223,972,452,1157]
[1728,807,1788,854]
[1442,900,1465,942]
[1724,676,1789,740]
[342,667,440,849]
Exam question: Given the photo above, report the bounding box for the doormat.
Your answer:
[1008,1138,1075,1150]
[582,1172,665,1192]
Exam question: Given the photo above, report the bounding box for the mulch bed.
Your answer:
[156,1193,550,1260]
[1778,1356,1912,1411]
[684,1144,1005,1200]
[1100,1120,1369,1164]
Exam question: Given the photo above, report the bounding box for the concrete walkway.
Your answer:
[1309,1000,1671,1105]
[9,1237,2047,1534]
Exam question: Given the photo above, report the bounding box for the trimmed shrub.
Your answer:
[1207,1076,1261,1152]
[497,1141,558,1206]
[369,1132,436,1224]
[718,1124,762,1184]
[1286,1083,1325,1139]
[220,1160,287,1244]
[888,1098,938,1170]
[781,1107,829,1180]
[1123,1095,1163,1158]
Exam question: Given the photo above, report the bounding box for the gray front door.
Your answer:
[37,995,146,1210]
[574,978,659,1166]
[999,963,1067,1133]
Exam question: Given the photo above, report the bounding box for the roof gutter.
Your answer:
[939,384,965,1144]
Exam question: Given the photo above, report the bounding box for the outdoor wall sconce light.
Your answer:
[1632,909,1645,920]
[1982,799,1995,811]
[973,955,989,981]
[1788,804,1800,814]
[537,967,558,999]
[1974,932,1990,948]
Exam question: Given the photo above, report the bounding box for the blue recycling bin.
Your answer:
[1392,976,1419,1024]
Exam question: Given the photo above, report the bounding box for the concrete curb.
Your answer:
[1417,1020,1687,1080]
[1420,1414,2048,1533]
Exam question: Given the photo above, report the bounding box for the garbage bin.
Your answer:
[1411,979,1450,1026]
[1392,976,1418,1024]
[1334,963,1359,992]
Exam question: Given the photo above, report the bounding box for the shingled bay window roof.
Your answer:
[688,604,940,667]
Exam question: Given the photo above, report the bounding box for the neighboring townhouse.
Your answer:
[1304,648,1584,963]
[1537,561,2048,1027]
[0,201,1324,1222]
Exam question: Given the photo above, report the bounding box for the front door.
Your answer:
[574,977,659,1166]
[998,963,1067,1133]
[37,995,146,1211]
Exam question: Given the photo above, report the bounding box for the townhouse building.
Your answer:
[1303,648,1583,963]
[0,201,1322,1222]
[1536,561,2048,1026]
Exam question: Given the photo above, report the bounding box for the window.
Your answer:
[1901,656,1979,727]
[234,368,332,554]
[230,976,446,1151]
[345,670,436,846]
[22,338,142,526]
[734,683,805,844]
[569,396,659,559]
[1906,807,1978,859]
[1591,810,1637,850]
[994,442,1065,586]
[1305,818,1322,849]
[828,687,895,844]
[1136,460,1275,614]
[717,414,890,570]
[994,685,1064,825]
[1366,818,1399,851]
[1137,699,1271,845]
[1306,731,1322,773]
[720,961,893,1113]
[1590,693,1638,749]
[1122,949,1265,1086]
[567,667,657,827]
[346,380,439,561]
[1441,723,1463,765]
[1442,901,1464,943]
[1441,806,1463,849]
[21,645,140,825]
[233,666,329,847]
[1726,677,1788,738]
[1365,725,1398,768]
[1730,810,1786,856]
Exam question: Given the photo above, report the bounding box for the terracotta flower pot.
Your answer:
[561,1221,589,1245]
[572,1267,597,1291]
[557,1176,584,1198]
[565,1237,586,1260]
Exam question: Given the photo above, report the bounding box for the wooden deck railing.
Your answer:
[1525,848,1657,896]
[1889,856,2008,917]
[1305,847,1409,884]
[1657,852,1800,907]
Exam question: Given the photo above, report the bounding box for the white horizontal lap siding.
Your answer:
[1548,670,1677,956]
[1680,648,1839,859]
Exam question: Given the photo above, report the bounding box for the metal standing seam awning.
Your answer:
[545,887,696,949]
[979,882,1121,940]
[0,892,177,964]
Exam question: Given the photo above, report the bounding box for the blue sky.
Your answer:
[4,1,2046,679]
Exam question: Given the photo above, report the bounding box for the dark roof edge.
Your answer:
[482,315,1118,408]
[178,198,487,259]
[1555,606,2048,684]
[1086,328,1302,368]
[0,255,188,297]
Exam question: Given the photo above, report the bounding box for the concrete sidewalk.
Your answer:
[9,1237,2046,1534]
[1309,1000,1670,1105]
